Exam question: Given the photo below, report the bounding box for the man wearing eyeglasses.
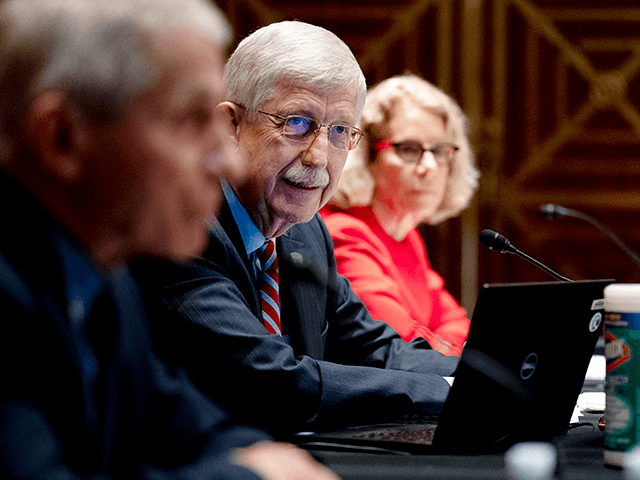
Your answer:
[133,20,458,436]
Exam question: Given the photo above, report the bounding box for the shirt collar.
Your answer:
[222,180,267,257]
[50,226,107,325]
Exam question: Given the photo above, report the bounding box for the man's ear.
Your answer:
[215,101,243,146]
[25,92,88,183]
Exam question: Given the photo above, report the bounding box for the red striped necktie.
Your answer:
[258,239,281,335]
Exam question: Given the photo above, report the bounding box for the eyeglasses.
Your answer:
[374,141,459,165]
[254,109,364,151]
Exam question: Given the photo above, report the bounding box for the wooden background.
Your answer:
[214,0,640,314]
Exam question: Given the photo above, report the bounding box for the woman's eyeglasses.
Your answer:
[374,140,458,165]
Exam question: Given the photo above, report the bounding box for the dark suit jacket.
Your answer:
[133,202,458,435]
[0,175,266,480]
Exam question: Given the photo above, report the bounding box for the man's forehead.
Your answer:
[273,77,357,97]
[267,78,359,117]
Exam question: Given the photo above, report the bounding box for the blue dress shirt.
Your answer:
[222,181,287,342]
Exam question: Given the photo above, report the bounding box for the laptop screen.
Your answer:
[433,279,613,452]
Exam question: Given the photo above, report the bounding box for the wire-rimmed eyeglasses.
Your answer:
[237,104,363,151]
[374,141,459,165]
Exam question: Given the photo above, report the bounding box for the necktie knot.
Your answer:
[259,239,278,272]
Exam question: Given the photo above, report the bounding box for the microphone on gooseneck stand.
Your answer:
[479,229,574,283]
[539,203,640,272]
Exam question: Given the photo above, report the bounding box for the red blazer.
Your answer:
[321,205,469,356]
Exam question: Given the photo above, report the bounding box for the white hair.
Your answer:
[224,20,366,119]
[0,0,231,164]
[331,74,480,225]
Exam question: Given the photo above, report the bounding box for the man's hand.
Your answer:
[234,441,341,480]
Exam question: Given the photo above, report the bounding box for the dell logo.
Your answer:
[589,312,602,333]
[520,353,538,380]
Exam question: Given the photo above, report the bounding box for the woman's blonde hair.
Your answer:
[330,74,479,225]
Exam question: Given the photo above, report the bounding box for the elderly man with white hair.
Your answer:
[134,20,458,437]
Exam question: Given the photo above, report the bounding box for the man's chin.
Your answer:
[263,206,318,237]
[289,211,319,229]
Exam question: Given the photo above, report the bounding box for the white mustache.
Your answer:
[283,166,330,188]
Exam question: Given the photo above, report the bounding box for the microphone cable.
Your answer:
[479,229,573,282]
[539,204,640,272]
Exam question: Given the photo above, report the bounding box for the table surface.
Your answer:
[308,413,622,480]
[305,360,623,480]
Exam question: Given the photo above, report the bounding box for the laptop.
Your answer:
[291,279,613,454]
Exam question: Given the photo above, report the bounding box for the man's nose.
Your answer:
[301,126,330,169]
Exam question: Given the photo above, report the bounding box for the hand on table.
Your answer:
[234,441,341,480]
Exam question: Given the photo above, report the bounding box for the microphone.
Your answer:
[540,204,640,271]
[479,229,573,282]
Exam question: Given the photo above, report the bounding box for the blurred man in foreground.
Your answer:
[0,1,339,479]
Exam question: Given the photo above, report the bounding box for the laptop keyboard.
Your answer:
[346,423,437,446]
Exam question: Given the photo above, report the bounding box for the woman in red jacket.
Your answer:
[321,74,479,356]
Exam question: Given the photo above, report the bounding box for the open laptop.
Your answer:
[291,279,613,454]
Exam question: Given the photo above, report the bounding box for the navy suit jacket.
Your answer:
[133,202,458,435]
[0,175,266,480]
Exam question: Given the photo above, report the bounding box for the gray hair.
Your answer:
[224,20,367,120]
[0,0,231,164]
[331,74,480,225]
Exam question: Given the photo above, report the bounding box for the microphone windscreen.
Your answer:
[539,204,568,219]
[539,204,556,216]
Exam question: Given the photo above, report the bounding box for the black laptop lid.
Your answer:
[433,279,613,452]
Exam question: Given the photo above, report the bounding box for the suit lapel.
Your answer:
[278,226,326,359]
[217,204,254,275]
[214,202,261,315]
[98,272,150,468]
[214,202,326,358]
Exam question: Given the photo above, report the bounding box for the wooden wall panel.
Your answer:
[479,1,640,296]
